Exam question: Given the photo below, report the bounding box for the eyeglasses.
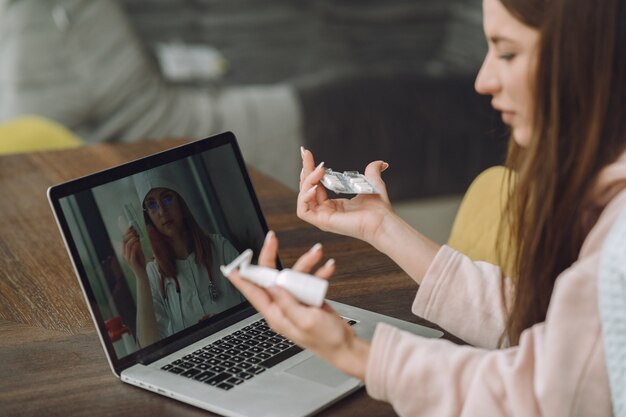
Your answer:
[144,193,175,214]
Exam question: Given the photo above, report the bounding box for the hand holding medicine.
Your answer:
[223,231,371,380]
[299,147,441,286]
[297,146,395,244]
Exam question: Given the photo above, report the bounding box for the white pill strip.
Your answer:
[320,168,379,194]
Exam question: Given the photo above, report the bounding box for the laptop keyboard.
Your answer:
[160,317,358,391]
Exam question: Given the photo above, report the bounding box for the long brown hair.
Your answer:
[143,191,215,297]
[498,0,626,344]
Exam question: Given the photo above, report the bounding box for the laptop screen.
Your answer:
[50,133,269,367]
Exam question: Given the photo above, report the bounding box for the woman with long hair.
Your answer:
[226,0,626,414]
[123,168,243,347]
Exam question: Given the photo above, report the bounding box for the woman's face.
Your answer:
[475,0,540,147]
[144,188,184,238]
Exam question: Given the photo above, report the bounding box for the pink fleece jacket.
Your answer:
[365,153,626,416]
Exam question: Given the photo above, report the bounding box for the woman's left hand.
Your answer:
[225,231,371,380]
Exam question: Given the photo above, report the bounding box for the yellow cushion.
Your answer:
[447,166,514,275]
[0,116,82,154]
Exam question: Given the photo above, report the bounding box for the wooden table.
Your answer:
[0,140,457,417]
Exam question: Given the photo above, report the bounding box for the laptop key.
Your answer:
[180,362,195,369]
[235,343,251,351]
[161,364,173,371]
[226,377,244,386]
[238,362,253,370]
[238,372,254,380]
[172,359,183,365]
[196,363,211,371]
[205,372,231,386]
[222,360,236,368]
[181,369,201,378]
[246,357,262,364]
[211,365,227,373]
[216,382,234,391]
[248,365,266,375]
[256,352,271,360]
[193,371,216,382]
[266,348,280,355]
[168,367,185,374]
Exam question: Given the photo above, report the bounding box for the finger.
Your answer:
[296,184,320,218]
[228,269,274,313]
[363,160,391,203]
[125,226,139,239]
[229,271,302,339]
[258,230,279,268]
[292,242,323,271]
[301,161,325,192]
[313,258,336,280]
[300,147,317,189]
[124,236,137,257]
[268,286,311,336]
[263,301,306,342]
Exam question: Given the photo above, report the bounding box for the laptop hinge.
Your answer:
[137,306,256,365]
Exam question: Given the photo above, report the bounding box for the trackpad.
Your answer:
[285,357,352,387]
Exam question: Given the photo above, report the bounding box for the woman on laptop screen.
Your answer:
[123,167,243,347]
[226,0,626,415]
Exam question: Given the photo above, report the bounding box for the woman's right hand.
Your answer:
[122,226,146,274]
[297,147,395,244]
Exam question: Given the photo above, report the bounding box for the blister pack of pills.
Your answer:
[320,168,379,194]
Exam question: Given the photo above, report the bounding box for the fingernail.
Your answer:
[381,162,389,172]
[325,258,335,267]
[307,184,318,194]
[300,146,306,158]
[265,230,275,242]
[310,242,322,253]
[316,161,325,170]
[220,265,230,277]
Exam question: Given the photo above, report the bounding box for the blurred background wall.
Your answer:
[0,0,509,242]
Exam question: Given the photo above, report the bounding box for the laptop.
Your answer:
[48,132,443,417]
